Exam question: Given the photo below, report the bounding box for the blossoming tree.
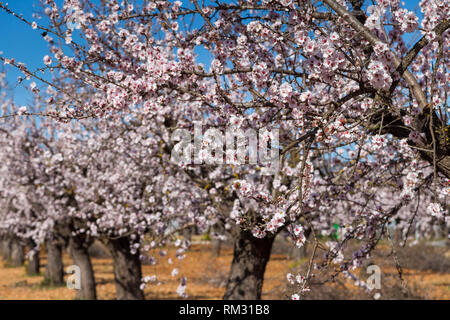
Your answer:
[0,0,448,299]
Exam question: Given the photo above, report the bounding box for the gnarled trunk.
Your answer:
[107,237,144,300]
[68,235,97,300]
[11,238,25,267]
[223,229,275,300]
[44,238,64,286]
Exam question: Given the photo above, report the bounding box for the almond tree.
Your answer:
[0,0,448,299]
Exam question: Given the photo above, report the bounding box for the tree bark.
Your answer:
[68,235,97,300]
[290,243,307,262]
[211,238,222,257]
[27,249,40,275]
[223,229,275,300]
[44,238,64,286]
[210,221,225,258]
[107,237,145,300]
[183,227,193,243]
[1,237,12,262]
[26,239,40,275]
[11,238,25,267]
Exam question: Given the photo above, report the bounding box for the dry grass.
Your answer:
[0,244,290,300]
[291,241,450,300]
[0,242,448,300]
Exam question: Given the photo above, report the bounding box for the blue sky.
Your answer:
[0,1,50,107]
[0,0,424,108]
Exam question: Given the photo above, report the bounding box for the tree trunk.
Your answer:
[26,239,40,275]
[183,227,193,243]
[27,250,40,275]
[107,237,145,300]
[11,238,25,267]
[44,238,64,286]
[210,221,225,258]
[1,237,12,262]
[211,238,222,257]
[68,235,97,300]
[223,229,275,300]
[27,249,40,275]
[290,243,308,262]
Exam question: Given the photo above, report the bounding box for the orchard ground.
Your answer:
[0,237,448,300]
